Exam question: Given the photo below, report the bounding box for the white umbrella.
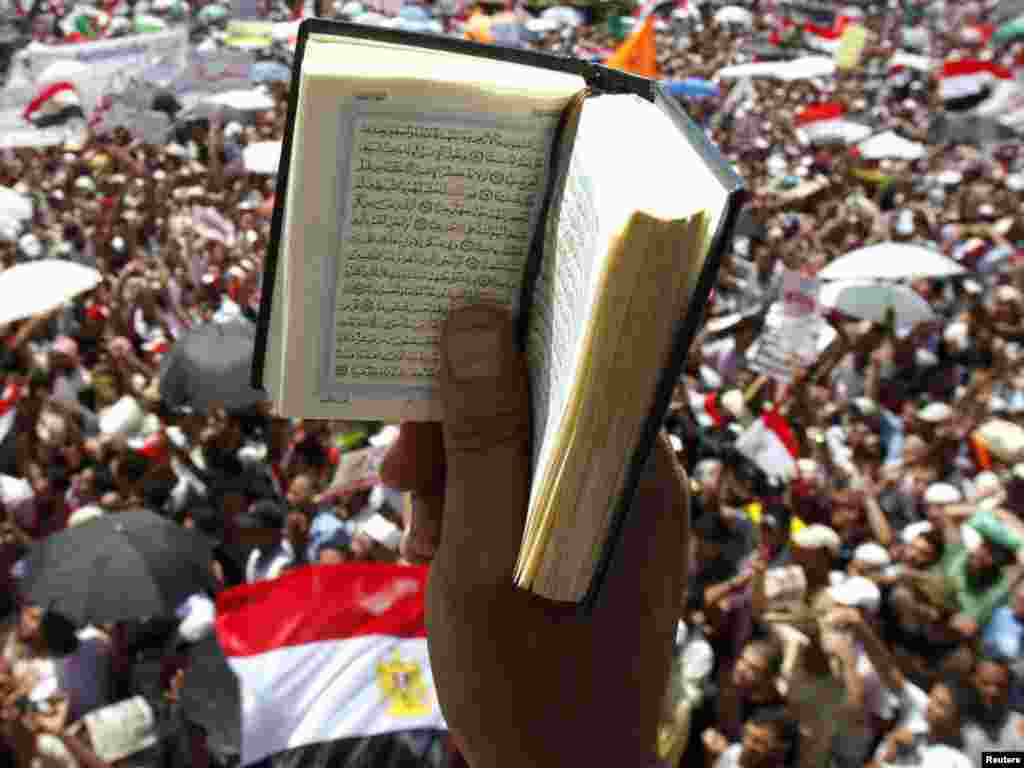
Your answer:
[204,89,275,112]
[36,59,88,86]
[714,5,753,26]
[0,260,102,326]
[856,130,925,161]
[818,243,966,281]
[0,187,33,222]
[718,56,836,81]
[798,120,873,146]
[820,280,935,327]
[243,141,282,175]
[526,17,560,33]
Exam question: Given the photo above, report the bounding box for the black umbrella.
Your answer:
[21,509,214,625]
[159,320,266,413]
[180,633,241,759]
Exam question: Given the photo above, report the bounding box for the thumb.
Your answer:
[437,305,531,590]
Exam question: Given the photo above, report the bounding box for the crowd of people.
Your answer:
[0,0,1023,766]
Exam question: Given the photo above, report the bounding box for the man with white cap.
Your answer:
[824,576,897,768]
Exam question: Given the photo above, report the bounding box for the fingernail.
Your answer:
[444,308,505,380]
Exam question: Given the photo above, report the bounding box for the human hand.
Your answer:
[30,697,68,737]
[380,306,689,768]
[950,613,979,638]
[702,728,729,757]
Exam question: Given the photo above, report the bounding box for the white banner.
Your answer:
[176,48,255,95]
[1,30,188,117]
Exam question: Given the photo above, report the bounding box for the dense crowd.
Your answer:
[0,0,1023,766]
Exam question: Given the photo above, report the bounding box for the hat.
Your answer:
[925,483,963,505]
[944,321,969,351]
[18,232,42,259]
[902,520,934,544]
[67,504,104,527]
[74,176,96,193]
[918,402,953,423]
[360,513,402,551]
[98,396,162,449]
[853,542,891,568]
[792,524,840,555]
[829,575,881,613]
[896,209,915,235]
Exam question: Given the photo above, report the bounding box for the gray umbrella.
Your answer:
[159,320,266,413]
[180,633,242,758]
[928,113,1020,146]
[995,0,1024,23]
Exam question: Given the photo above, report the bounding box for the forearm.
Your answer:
[864,496,893,548]
[57,731,113,768]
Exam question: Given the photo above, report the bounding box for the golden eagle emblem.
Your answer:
[376,651,431,717]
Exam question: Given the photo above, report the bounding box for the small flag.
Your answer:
[803,15,854,54]
[689,391,725,429]
[605,13,658,78]
[940,58,1014,112]
[793,101,867,145]
[216,564,445,767]
[23,82,84,128]
[734,408,799,480]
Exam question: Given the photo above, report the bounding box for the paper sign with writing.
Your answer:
[177,49,254,94]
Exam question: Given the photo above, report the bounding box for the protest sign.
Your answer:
[176,48,254,95]
[749,270,823,383]
[1,30,188,117]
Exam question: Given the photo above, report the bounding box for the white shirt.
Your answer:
[713,744,743,768]
[874,682,972,768]
[246,538,302,584]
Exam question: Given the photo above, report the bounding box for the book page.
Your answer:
[321,106,555,401]
[526,106,601,506]
[83,697,157,763]
[271,35,584,420]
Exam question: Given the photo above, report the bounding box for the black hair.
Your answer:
[694,510,729,543]
[747,706,800,768]
[39,609,79,658]
[746,634,785,677]
[116,452,151,485]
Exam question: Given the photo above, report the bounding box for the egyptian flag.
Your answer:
[689,391,725,429]
[940,59,1013,112]
[0,381,22,446]
[23,82,84,128]
[216,563,446,767]
[734,408,799,481]
[802,14,854,54]
[794,101,850,144]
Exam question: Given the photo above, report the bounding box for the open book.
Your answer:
[253,20,744,607]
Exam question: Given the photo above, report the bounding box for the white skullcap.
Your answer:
[916,348,938,368]
[901,520,934,544]
[918,402,953,423]
[669,434,683,453]
[721,389,748,421]
[67,505,104,527]
[944,322,969,352]
[792,524,841,555]
[361,513,402,551]
[853,542,891,568]
[961,524,984,554]
[896,209,915,235]
[829,575,881,613]
[369,424,400,447]
[925,482,963,505]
